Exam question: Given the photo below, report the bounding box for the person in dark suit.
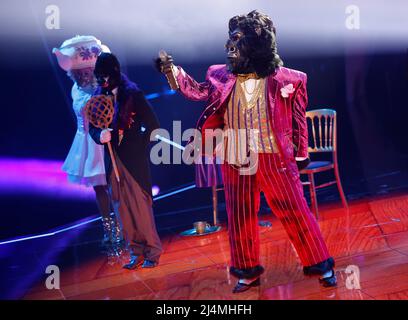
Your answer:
[89,53,162,269]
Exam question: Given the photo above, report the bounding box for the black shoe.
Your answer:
[232,278,261,294]
[303,257,335,276]
[123,255,144,270]
[319,269,337,287]
[142,260,158,268]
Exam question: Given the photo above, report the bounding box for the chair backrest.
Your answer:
[306,108,337,154]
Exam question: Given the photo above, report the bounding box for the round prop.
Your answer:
[85,95,114,129]
[85,94,120,183]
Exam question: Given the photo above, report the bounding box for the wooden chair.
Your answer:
[300,109,348,219]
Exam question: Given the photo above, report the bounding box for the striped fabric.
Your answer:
[222,153,331,270]
[223,79,279,166]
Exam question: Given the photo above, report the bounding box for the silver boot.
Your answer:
[101,216,113,246]
[101,216,118,263]
[109,212,126,257]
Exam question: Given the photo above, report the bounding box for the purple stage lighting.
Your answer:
[152,185,160,197]
[0,157,163,200]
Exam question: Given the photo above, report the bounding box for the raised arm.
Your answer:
[155,52,210,102]
[173,66,210,101]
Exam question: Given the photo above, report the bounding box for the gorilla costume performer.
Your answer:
[157,10,336,293]
[90,53,162,269]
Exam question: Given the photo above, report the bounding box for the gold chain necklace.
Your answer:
[243,79,258,95]
[237,77,265,110]
[237,72,260,95]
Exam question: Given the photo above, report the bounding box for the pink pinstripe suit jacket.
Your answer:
[176,64,309,186]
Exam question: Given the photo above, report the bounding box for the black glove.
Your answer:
[296,157,310,171]
[154,52,175,74]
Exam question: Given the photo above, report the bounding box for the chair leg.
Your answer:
[308,173,319,219]
[334,165,348,209]
[212,185,218,226]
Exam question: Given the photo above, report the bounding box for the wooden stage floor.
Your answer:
[23,193,408,300]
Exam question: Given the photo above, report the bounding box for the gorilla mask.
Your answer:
[94,52,121,92]
[225,27,253,75]
[226,10,283,78]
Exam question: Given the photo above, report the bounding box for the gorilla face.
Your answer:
[225,27,254,75]
[94,53,121,92]
[226,10,284,78]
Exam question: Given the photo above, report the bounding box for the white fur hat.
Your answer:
[52,35,110,71]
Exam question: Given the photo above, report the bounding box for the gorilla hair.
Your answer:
[228,10,283,78]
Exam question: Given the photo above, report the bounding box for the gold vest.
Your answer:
[223,77,278,165]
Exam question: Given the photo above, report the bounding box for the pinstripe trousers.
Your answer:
[221,153,331,274]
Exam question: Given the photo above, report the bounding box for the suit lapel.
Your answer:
[266,73,279,129]
[218,73,236,110]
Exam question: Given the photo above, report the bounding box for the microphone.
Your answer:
[159,50,179,90]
